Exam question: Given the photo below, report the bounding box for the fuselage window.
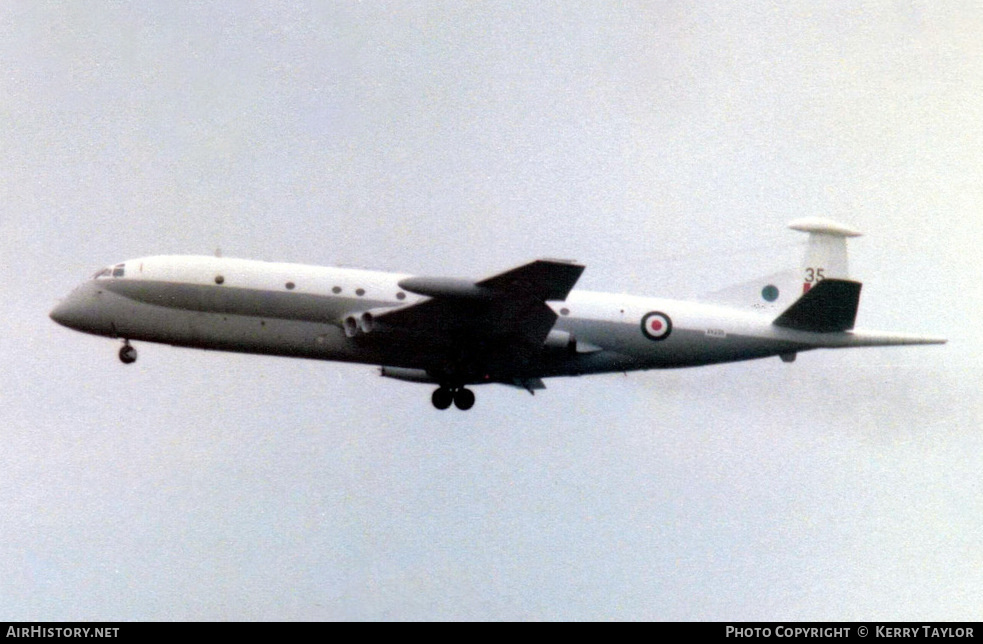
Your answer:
[356,288,365,297]
[285,281,295,290]
[112,264,125,278]
[332,286,342,294]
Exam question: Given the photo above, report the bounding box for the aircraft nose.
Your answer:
[50,293,86,330]
[50,283,109,333]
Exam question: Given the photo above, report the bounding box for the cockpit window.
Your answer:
[92,264,125,279]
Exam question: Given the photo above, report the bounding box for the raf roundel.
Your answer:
[641,311,672,341]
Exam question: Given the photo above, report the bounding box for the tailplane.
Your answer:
[772,278,862,332]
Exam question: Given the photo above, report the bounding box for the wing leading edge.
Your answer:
[370,260,584,383]
[380,259,584,346]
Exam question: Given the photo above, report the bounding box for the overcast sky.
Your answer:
[1,1,980,620]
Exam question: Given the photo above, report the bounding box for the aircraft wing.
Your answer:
[376,259,585,350]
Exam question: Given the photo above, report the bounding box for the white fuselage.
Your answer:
[49,255,937,386]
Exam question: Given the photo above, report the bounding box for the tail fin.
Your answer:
[788,217,862,293]
[703,217,863,313]
[772,218,864,332]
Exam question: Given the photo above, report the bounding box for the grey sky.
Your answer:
[1,1,980,620]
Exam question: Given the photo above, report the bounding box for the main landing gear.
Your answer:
[431,386,476,411]
[118,341,137,365]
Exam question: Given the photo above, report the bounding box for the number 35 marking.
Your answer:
[805,267,826,283]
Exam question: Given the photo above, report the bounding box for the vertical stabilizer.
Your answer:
[702,218,863,313]
[788,218,862,293]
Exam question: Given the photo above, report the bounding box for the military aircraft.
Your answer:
[50,218,945,410]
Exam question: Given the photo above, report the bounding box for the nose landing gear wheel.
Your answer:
[119,342,137,364]
[453,388,475,411]
[431,387,453,410]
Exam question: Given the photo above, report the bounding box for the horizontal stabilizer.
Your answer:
[773,279,862,333]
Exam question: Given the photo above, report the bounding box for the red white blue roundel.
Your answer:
[641,311,672,341]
